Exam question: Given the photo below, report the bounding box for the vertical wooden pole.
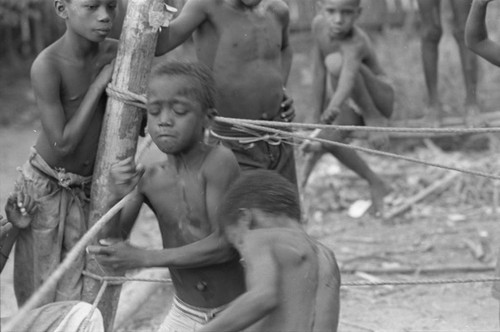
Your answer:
[82,1,164,330]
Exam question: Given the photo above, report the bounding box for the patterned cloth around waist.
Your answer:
[27,147,92,190]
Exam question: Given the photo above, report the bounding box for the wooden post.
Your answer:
[82,1,165,330]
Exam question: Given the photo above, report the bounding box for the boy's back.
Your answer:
[243,228,318,331]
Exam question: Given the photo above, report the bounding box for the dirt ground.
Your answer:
[1,17,500,332]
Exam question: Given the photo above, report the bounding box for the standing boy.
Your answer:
[465,0,500,324]
[88,61,246,332]
[198,169,340,332]
[417,0,480,126]
[154,0,298,187]
[7,0,118,306]
[302,0,393,217]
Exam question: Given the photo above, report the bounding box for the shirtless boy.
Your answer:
[418,0,480,126]
[465,0,500,324]
[6,0,118,306]
[302,0,393,217]
[155,0,298,187]
[198,169,340,332]
[88,61,246,332]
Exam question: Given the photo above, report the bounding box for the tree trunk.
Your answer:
[82,1,164,330]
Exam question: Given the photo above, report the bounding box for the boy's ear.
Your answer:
[237,208,253,230]
[203,108,218,128]
[54,0,68,19]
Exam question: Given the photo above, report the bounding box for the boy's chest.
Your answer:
[144,170,212,245]
[214,13,282,59]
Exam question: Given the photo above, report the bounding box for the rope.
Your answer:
[82,270,173,285]
[106,84,147,110]
[216,118,500,181]
[104,86,500,135]
[81,269,500,288]
[217,116,500,134]
[342,277,500,287]
[81,281,109,330]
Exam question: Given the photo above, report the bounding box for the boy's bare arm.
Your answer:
[310,19,328,124]
[323,39,364,123]
[197,238,279,332]
[0,215,19,273]
[465,0,500,66]
[31,56,114,156]
[155,0,208,56]
[274,0,293,84]
[89,148,241,270]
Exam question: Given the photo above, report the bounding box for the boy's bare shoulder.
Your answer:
[31,40,63,76]
[265,0,290,21]
[204,144,239,170]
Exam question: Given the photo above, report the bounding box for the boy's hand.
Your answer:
[94,60,115,91]
[109,157,145,199]
[5,189,36,229]
[0,215,13,240]
[87,239,147,271]
[321,107,341,124]
[280,90,295,122]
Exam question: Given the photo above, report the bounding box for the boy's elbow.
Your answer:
[52,141,76,156]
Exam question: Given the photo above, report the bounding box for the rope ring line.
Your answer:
[216,118,500,181]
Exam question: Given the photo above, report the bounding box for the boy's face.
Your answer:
[58,0,118,42]
[320,0,361,38]
[147,75,208,155]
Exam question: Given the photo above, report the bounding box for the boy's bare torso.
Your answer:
[140,146,245,307]
[313,17,383,77]
[191,0,287,120]
[34,39,117,176]
[243,228,318,331]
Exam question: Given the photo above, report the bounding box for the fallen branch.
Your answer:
[385,172,460,219]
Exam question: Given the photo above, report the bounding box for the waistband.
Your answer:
[173,296,229,322]
[28,147,92,189]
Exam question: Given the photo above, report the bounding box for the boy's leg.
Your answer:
[358,64,394,119]
[317,107,390,217]
[449,0,481,126]
[417,0,444,125]
[300,148,325,190]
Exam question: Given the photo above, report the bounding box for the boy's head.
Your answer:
[147,61,216,155]
[54,0,118,42]
[318,0,362,38]
[219,170,301,240]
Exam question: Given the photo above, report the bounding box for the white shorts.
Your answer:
[157,297,228,332]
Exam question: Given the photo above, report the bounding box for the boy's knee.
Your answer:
[420,24,442,43]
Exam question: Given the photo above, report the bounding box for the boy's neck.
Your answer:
[62,30,101,59]
[171,141,210,171]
